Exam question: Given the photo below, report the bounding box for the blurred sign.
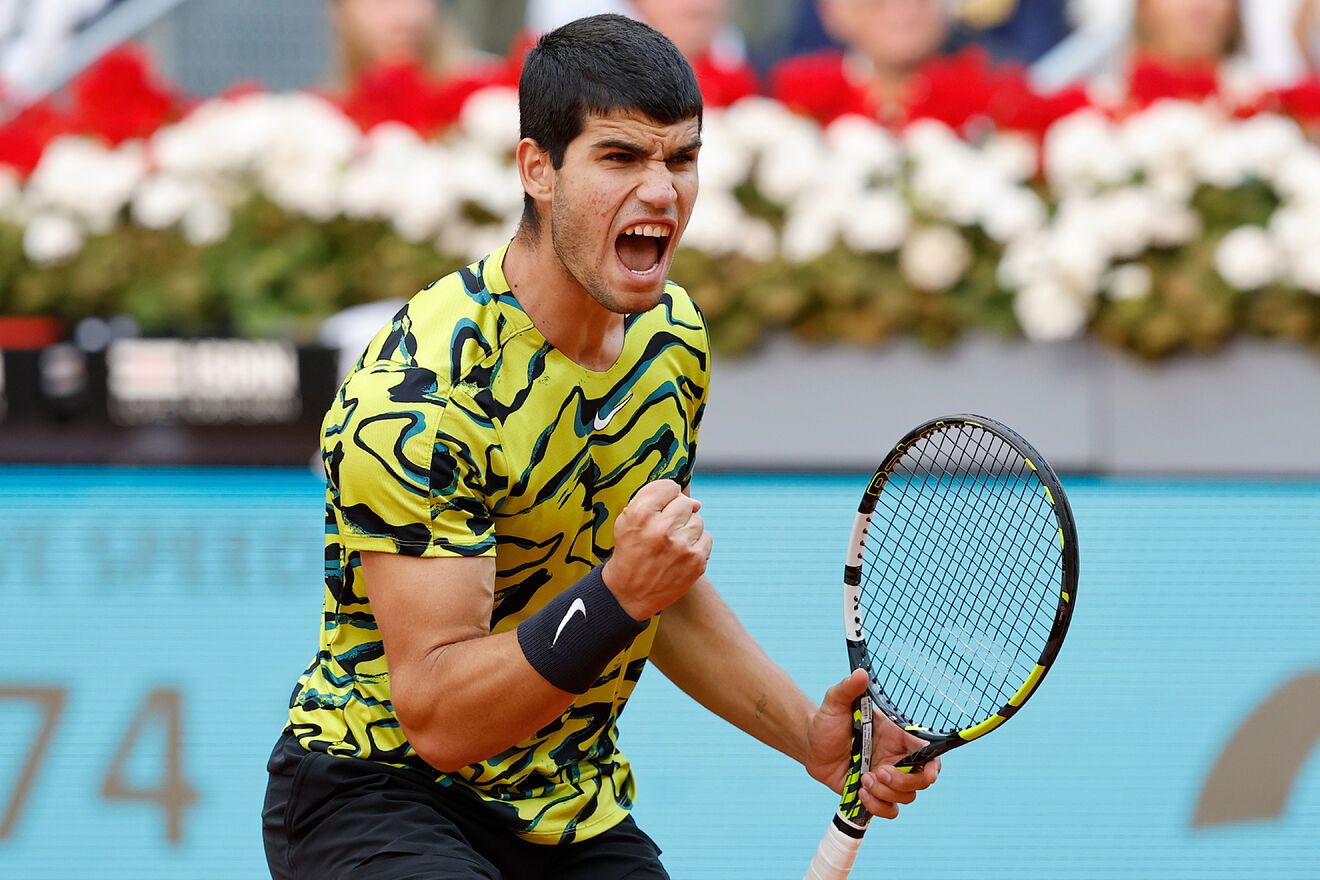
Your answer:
[106,339,301,425]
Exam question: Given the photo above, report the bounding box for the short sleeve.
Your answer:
[324,363,500,558]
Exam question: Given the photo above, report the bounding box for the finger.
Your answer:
[923,757,940,785]
[859,790,899,820]
[661,492,697,527]
[820,669,869,715]
[872,761,935,793]
[675,513,706,543]
[862,769,918,804]
[695,530,713,562]
[634,479,681,509]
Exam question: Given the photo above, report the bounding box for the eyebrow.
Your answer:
[592,137,704,158]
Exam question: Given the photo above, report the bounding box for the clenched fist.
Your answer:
[603,479,712,620]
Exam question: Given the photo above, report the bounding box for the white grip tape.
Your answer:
[803,822,863,880]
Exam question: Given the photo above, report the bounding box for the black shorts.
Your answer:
[262,732,668,880]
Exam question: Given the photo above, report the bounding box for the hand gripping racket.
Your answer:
[804,415,1079,879]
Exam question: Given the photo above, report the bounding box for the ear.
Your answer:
[516,137,554,218]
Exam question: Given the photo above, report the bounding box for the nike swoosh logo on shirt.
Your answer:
[552,597,588,648]
[594,392,633,431]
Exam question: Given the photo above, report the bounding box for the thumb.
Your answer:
[821,668,868,715]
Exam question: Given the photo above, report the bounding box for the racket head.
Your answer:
[843,414,1078,758]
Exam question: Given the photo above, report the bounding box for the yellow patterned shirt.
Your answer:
[285,243,710,844]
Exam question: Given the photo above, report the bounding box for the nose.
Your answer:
[636,160,678,211]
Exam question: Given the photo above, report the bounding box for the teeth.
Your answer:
[625,224,669,238]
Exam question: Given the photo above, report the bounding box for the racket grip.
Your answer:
[803,821,864,880]
[894,741,942,773]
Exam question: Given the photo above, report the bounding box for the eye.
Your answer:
[668,152,697,168]
[604,152,635,164]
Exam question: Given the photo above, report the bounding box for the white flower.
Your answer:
[682,190,745,255]
[1147,199,1203,248]
[1105,264,1153,301]
[1044,110,1133,195]
[1233,113,1307,180]
[1289,247,1320,295]
[1014,279,1089,341]
[27,137,145,231]
[132,175,195,229]
[997,233,1051,291]
[23,213,84,265]
[981,134,1039,184]
[1214,226,1282,290]
[980,186,1046,244]
[899,226,971,292]
[723,97,816,155]
[694,113,753,193]
[1100,187,1158,259]
[754,128,830,205]
[182,200,232,245]
[1121,100,1217,174]
[825,115,902,180]
[1192,128,1249,189]
[459,87,521,154]
[781,199,841,264]
[1273,151,1320,206]
[736,218,778,262]
[840,190,910,254]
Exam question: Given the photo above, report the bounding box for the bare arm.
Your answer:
[362,552,575,772]
[649,576,816,764]
[649,576,940,818]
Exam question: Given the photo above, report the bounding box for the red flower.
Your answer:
[0,100,67,175]
[986,69,1091,139]
[771,50,875,126]
[1269,76,1320,123]
[907,48,1002,131]
[690,53,759,108]
[69,45,177,145]
[1127,54,1220,108]
[341,62,454,136]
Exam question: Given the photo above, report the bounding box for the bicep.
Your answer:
[361,552,497,672]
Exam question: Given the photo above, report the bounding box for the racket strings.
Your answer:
[858,424,1062,734]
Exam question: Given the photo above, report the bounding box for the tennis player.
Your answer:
[262,14,938,878]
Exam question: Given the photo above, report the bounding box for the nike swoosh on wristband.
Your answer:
[551,597,588,648]
[594,392,633,431]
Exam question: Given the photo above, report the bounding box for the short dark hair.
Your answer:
[518,14,703,233]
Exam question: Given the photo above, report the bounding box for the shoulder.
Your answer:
[657,281,710,342]
[350,253,519,394]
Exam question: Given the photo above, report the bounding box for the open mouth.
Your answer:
[614,222,672,277]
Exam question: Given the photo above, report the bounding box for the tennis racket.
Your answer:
[804,414,1079,879]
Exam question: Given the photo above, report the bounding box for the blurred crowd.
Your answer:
[9,0,1320,168]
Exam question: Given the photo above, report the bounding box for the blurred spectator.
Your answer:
[777,0,1070,67]
[526,0,631,32]
[330,0,477,88]
[331,0,503,137]
[947,0,1072,65]
[524,1,756,106]
[631,0,759,106]
[1242,0,1317,87]
[1092,0,1251,109]
[773,0,951,125]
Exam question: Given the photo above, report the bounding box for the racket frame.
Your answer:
[807,414,1079,880]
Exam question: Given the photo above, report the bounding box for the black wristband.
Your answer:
[516,565,648,694]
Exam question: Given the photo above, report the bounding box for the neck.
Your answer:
[504,228,625,372]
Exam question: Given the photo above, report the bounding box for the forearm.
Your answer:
[394,629,574,772]
[650,576,817,766]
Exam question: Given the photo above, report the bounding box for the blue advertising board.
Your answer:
[2,468,1317,878]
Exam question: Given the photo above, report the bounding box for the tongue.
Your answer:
[616,235,659,273]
